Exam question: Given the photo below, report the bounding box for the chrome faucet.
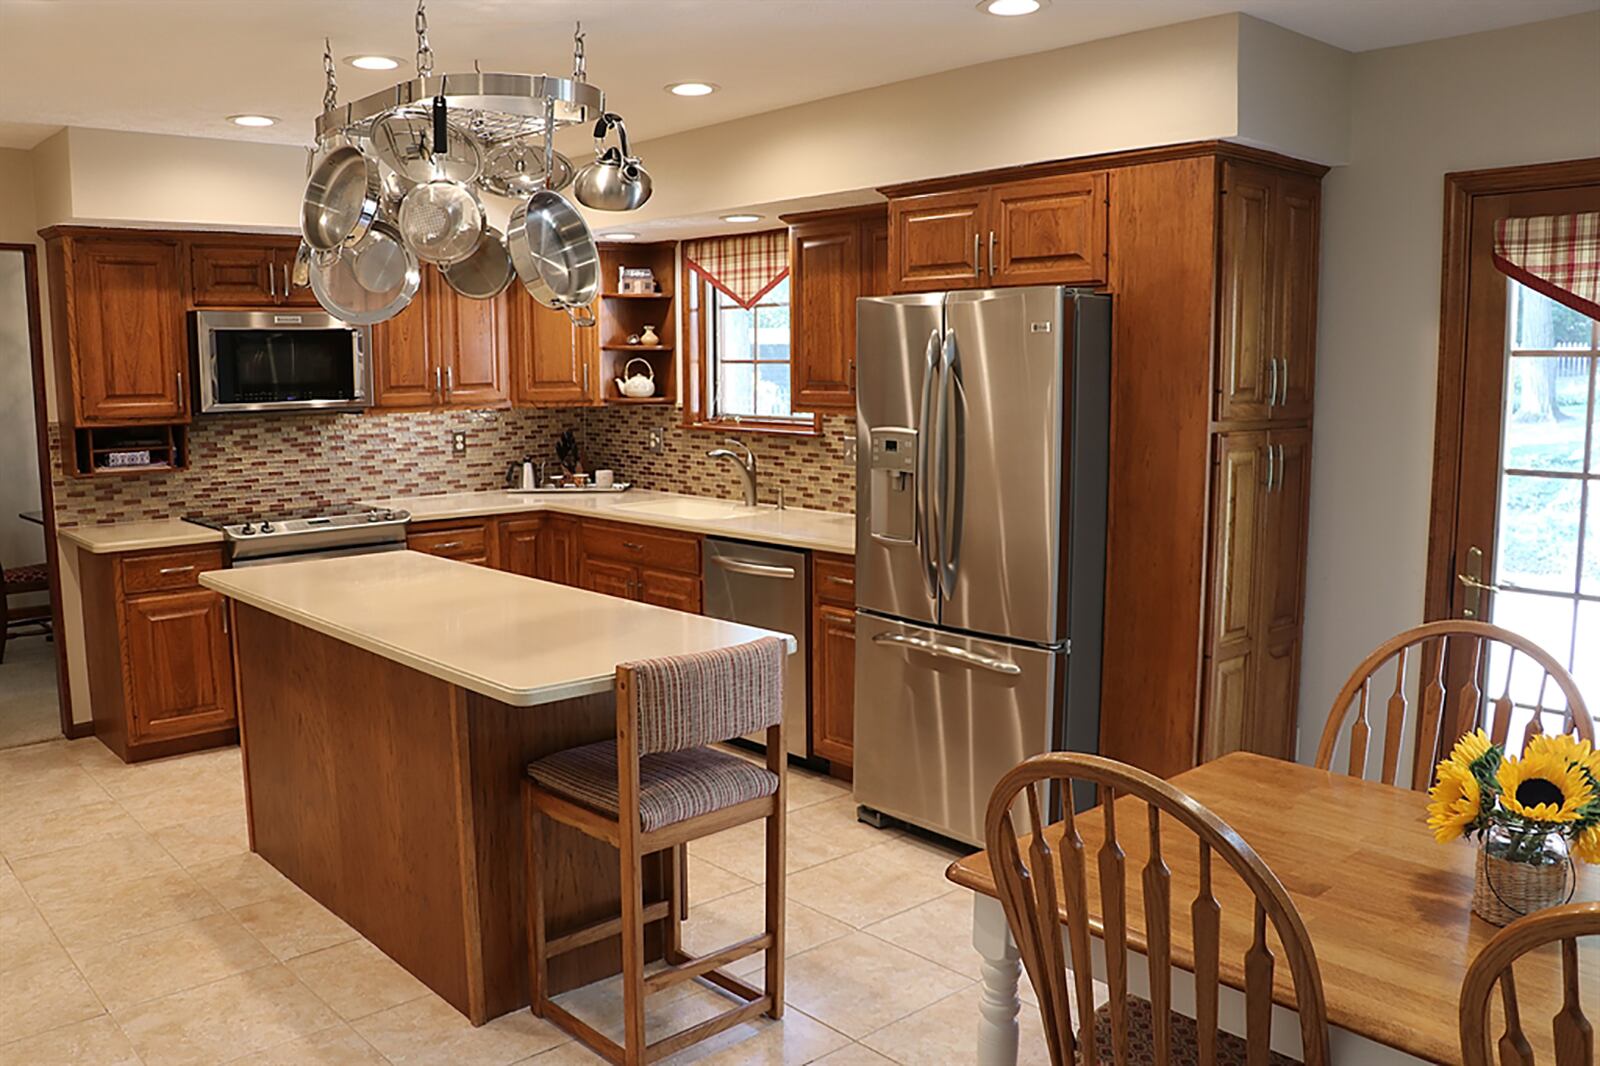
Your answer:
[706,438,758,506]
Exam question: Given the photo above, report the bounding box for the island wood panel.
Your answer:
[948,752,1600,1065]
[231,604,672,1024]
[1097,157,1218,778]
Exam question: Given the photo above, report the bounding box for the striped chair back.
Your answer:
[623,636,786,755]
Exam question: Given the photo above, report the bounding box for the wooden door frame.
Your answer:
[2,240,76,739]
[1423,157,1600,623]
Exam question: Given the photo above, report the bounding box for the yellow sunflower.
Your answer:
[1427,763,1483,843]
[1526,732,1600,775]
[1442,729,1495,774]
[1497,750,1596,825]
[1574,824,1600,866]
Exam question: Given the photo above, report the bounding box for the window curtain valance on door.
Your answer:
[1493,212,1600,320]
[683,231,789,309]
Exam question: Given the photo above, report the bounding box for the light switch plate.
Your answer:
[451,431,467,455]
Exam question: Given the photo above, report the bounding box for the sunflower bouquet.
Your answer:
[1427,730,1600,924]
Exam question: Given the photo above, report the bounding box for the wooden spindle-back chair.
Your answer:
[1314,621,1592,791]
[1459,901,1600,1066]
[985,752,1329,1066]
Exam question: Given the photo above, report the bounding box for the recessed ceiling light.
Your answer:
[721,213,763,224]
[227,114,278,128]
[346,55,401,71]
[979,0,1047,14]
[605,232,640,241]
[666,81,718,97]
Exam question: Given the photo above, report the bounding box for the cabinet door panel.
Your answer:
[1259,429,1312,638]
[991,172,1108,286]
[539,516,580,585]
[275,249,321,307]
[639,568,700,614]
[580,556,636,599]
[889,189,987,292]
[124,589,235,741]
[69,239,188,422]
[862,214,890,298]
[499,517,543,578]
[438,287,510,407]
[1202,650,1252,761]
[511,289,597,406]
[189,242,277,306]
[789,220,861,410]
[1252,636,1300,760]
[1208,432,1267,651]
[812,604,855,767]
[372,284,436,408]
[1274,175,1320,420]
[1216,163,1274,421]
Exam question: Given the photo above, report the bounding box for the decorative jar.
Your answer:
[1472,822,1574,926]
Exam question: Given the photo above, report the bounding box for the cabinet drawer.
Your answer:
[120,547,225,595]
[639,568,701,614]
[582,521,700,574]
[814,554,856,608]
[408,525,489,561]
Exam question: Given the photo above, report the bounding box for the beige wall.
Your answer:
[1296,11,1600,762]
[1234,15,1352,164]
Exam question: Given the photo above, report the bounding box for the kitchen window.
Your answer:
[685,273,818,434]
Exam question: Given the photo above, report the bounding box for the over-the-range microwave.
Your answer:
[192,310,372,414]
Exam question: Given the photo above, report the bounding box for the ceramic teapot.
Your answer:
[615,357,656,399]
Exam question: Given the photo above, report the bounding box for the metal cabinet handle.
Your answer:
[432,541,462,550]
[434,366,443,396]
[972,233,980,277]
[222,609,229,635]
[1277,356,1289,406]
[622,541,644,552]
[176,371,184,402]
[158,565,195,575]
[712,557,796,580]
[1275,444,1285,492]
[988,231,996,277]
[283,262,292,297]
[268,262,277,298]
[826,575,855,587]
[1263,442,1276,493]
[872,631,1022,675]
[445,365,454,396]
[581,361,590,397]
[1267,356,1279,408]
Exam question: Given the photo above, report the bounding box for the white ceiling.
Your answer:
[0,0,1594,152]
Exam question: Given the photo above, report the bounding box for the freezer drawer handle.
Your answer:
[871,631,1022,675]
[711,557,796,580]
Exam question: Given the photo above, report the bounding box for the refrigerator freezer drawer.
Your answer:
[852,612,1064,846]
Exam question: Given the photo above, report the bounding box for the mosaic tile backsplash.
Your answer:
[50,406,856,526]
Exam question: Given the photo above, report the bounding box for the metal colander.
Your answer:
[397,179,485,265]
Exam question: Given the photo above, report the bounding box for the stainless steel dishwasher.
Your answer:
[702,538,810,757]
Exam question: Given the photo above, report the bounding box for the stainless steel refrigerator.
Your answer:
[853,286,1110,846]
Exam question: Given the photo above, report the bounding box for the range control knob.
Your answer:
[259,521,275,533]
[239,523,257,536]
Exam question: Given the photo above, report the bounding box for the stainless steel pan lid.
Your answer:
[369,112,483,185]
[507,189,599,313]
[442,227,514,299]
[308,221,420,325]
[481,137,573,198]
[301,144,382,252]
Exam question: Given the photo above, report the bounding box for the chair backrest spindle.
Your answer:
[1459,901,1599,1066]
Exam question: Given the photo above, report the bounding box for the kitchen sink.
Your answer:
[611,497,768,521]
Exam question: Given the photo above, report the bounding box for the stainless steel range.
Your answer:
[185,507,411,566]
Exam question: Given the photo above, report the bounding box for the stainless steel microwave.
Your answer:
[193,310,371,414]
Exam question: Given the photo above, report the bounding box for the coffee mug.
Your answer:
[593,469,615,488]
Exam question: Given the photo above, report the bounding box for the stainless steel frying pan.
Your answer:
[507,190,599,321]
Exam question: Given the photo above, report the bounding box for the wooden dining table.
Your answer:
[947,751,1599,1065]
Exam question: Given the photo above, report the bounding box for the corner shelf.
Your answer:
[597,241,679,410]
[602,344,673,352]
[602,292,672,300]
[607,396,673,405]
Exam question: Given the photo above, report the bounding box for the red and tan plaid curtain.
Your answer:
[1493,212,1600,320]
[683,230,789,309]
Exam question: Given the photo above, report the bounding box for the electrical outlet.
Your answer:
[451,431,467,455]
[842,434,858,463]
[647,426,665,454]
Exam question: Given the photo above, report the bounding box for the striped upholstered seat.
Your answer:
[528,741,778,832]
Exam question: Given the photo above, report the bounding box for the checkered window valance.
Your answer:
[1493,211,1600,320]
[683,230,789,309]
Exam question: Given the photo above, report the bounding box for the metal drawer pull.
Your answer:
[623,541,644,551]
[158,565,195,575]
[432,541,462,550]
[872,631,1021,675]
[712,558,796,579]
[826,575,855,586]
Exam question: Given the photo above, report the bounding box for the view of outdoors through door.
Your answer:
[1488,279,1598,736]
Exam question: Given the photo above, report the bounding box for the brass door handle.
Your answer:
[1456,545,1504,619]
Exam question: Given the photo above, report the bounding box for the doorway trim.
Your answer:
[3,241,77,739]
[1423,157,1600,624]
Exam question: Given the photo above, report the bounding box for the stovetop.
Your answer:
[184,506,410,541]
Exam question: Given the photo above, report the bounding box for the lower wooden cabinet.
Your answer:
[577,519,702,613]
[81,545,236,762]
[406,519,495,566]
[811,554,856,771]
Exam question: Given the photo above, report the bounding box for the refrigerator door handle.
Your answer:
[937,329,965,600]
[871,631,1022,676]
[916,328,942,603]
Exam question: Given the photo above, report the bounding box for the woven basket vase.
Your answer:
[1472,845,1571,926]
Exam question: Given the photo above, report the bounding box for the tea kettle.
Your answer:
[614,357,657,398]
[573,112,653,212]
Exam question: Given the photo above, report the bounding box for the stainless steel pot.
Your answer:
[301,144,383,252]
[572,112,651,212]
[309,221,420,325]
[442,227,514,299]
[507,190,599,318]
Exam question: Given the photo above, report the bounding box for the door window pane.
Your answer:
[1574,601,1598,712]
[1491,590,1579,707]
[1503,357,1590,472]
[1586,491,1600,597]
[1496,474,1582,591]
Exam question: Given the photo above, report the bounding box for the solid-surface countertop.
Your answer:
[58,519,224,554]
[200,550,796,707]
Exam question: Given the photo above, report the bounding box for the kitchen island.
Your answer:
[200,550,791,1024]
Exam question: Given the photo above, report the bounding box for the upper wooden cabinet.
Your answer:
[373,272,510,410]
[510,287,600,407]
[1216,162,1321,423]
[189,237,317,308]
[45,232,190,424]
[785,206,888,410]
[886,172,1108,293]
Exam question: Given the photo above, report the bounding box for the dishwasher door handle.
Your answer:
[711,557,797,580]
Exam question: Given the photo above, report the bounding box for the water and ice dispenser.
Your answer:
[867,427,917,542]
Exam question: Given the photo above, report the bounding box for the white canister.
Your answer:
[593,469,615,488]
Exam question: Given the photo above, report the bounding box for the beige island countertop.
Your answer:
[200,549,794,707]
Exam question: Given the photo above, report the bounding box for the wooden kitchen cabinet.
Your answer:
[188,236,316,308]
[510,288,601,407]
[80,545,236,762]
[374,272,511,409]
[810,554,856,771]
[44,231,190,424]
[407,518,495,566]
[1216,161,1321,423]
[578,519,701,612]
[580,557,637,599]
[372,283,438,407]
[638,569,701,613]
[783,206,888,410]
[540,516,581,584]
[886,172,1108,293]
[498,516,543,578]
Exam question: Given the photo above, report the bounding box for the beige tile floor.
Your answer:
[0,635,63,750]
[0,737,1063,1065]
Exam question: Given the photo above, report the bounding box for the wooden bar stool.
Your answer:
[522,637,787,1065]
